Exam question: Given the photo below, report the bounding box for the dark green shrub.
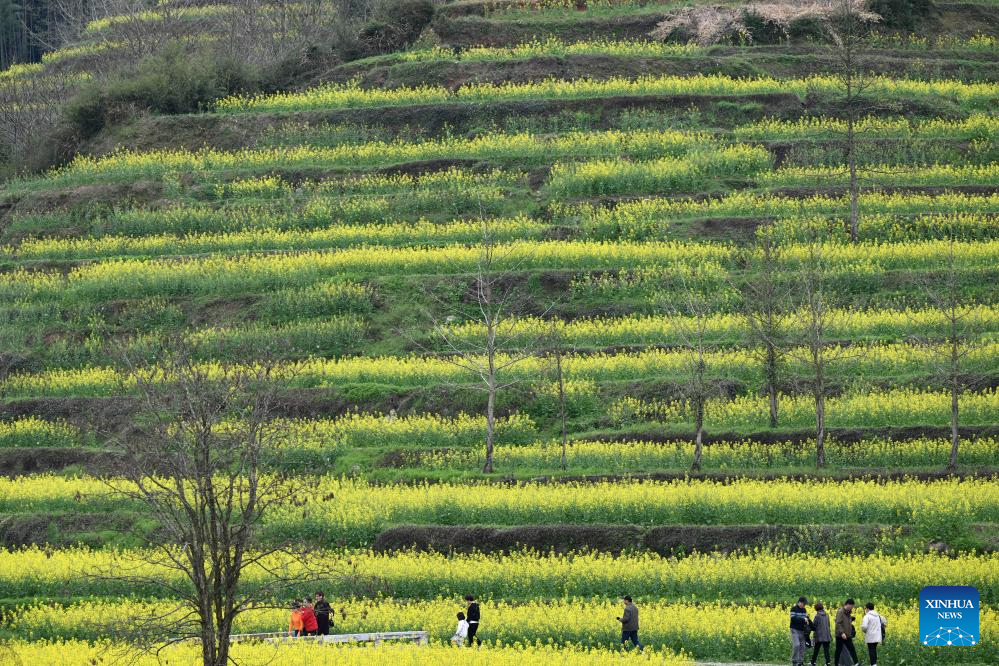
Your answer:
[342,0,435,60]
[786,16,827,41]
[867,0,937,30]
[63,43,265,139]
[63,86,109,139]
[740,10,787,44]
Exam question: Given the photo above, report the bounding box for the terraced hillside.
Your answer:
[0,0,997,663]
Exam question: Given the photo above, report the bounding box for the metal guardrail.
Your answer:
[228,630,430,645]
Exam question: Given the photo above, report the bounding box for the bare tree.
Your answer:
[101,347,338,665]
[735,224,793,428]
[788,229,854,467]
[659,271,720,472]
[821,0,882,242]
[910,239,990,469]
[547,322,570,471]
[426,221,543,473]
[0,73,77,171]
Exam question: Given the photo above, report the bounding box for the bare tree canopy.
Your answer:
[909,239,993,469]
[424,220,546,473]
[101,348,339,665]
[736,225,794,429]
[657,268,728,472]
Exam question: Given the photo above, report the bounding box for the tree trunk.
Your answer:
[201,624,217,666]
[691,397,704,472]
[213,612,233,666]
[483,380,496,474]
[766,342,779,428]
[815,389,826,468]
[556,352,567,471]
[847,113,859,243]
[949,381,960,470]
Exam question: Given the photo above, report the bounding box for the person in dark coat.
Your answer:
[810,602,832,666]
[834,599,859,666]
[464,594,481,646]
[314,591,332,636]
[617,595,644,651]
[790,596,811,666]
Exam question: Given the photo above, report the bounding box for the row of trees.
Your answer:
[429,222,987,474]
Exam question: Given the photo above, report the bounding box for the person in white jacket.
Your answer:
[860,602,886,666]
[451,612,470,646]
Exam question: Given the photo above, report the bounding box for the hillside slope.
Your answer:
[0,0,997,663]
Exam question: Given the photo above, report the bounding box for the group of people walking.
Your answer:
[284,590,886,662]
[450,595,482,646]
[453,594,644,651]
[791,597,886,666]
[287,591,333,637]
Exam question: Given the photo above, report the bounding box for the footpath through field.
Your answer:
[697,662,781,665]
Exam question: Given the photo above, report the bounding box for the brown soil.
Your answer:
[1,181,163,223]
[371,523,930,555]
[83,93,802,157]
[0,512,131,548]
[0,447,118,476]
[331,52,999,90]
[589,425,999,446]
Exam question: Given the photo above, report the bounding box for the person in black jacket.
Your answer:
[790,596,812,666]
[464,594,481,646]
[314,591,332,636]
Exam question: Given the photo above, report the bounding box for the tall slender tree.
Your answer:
[822,0,882,242]
[787,225,854,467]
[909,238,989,469]
[735,224,792,428]
[660,270,720,472]
[426,220,543,473]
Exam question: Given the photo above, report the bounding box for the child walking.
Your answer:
[451,612,470,646]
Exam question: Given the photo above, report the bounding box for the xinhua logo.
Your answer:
[919,586,979,647]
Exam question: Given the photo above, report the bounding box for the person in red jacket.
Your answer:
[299,598,319,636]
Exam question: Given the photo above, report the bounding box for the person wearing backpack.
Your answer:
[860,602,886,666]
[790,596,812,666]
[834,599,859,666]
[809,602,832,666]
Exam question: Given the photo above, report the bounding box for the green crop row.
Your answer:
[3,238,997,304]
[546,145,771,196]
[608,388,999,431]
[414,436,999,473]
[733,114,999,141]
[2,477,996,538]
[395,37,704,63]
[14,129,713,191]
[563,191,999,242]
[214,75,999,114]
[5,217,547,261]
[1,641,692,666]
[440,305,999,347]
[0,546,994,602]
[4,341,998,398]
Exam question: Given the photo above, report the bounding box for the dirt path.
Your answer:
[696,662,782,665]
